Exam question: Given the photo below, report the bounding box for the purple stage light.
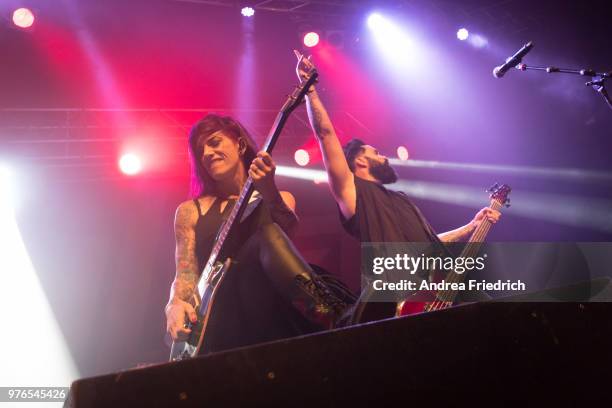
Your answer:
[469,34,488,48]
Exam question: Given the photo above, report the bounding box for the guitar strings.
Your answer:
[428,205,494,310]
[428,199,500,310]
[427,198,503,311]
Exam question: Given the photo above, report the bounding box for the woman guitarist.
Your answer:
[164,114,350,354]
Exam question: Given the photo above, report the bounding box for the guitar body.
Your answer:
[393,183,511,320]
[396,292,453,317]
[169,259,231,361]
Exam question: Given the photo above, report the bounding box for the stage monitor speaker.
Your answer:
[67,281,612,407]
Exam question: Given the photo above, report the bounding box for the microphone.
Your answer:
[493,41,534,78]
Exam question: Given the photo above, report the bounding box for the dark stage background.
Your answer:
[0,0,610,379]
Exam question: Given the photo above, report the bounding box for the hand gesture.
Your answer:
[293,49,316,84]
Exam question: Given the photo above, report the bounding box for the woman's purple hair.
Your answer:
[188,114,258,198]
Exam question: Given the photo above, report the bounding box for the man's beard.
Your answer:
[367,158,398,184]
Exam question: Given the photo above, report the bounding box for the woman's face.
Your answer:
[199,130,243,182]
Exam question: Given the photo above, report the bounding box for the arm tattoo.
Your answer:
[170,204,199,302]
[306,94,334,140]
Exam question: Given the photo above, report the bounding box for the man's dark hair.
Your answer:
[343,138,366,172]
[188,114,258,197]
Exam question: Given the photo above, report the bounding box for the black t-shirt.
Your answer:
[339,177,445,323]
[339,177,488,324]
[340,176,441,244]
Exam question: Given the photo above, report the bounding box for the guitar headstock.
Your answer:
[281,70,319,115]
[487,183,512,207]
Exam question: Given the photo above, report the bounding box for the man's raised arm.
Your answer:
[294,50,356,219]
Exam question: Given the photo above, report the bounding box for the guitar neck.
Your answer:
[199,71,319,283]
[433,198,503,303]
[460,198,503,258]
[202,112,287,276]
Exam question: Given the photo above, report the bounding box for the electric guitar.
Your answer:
[396,183,511,316]
[169,71,319,361]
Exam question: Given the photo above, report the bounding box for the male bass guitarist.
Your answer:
[164,114,348,354]
[294,51,501,322]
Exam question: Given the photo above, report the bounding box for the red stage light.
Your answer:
[303,32,320,48]
[294,149,310,166]
[119,153,142,175]
[12,8,35,29]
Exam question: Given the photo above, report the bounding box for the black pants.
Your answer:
[201,223,354,354]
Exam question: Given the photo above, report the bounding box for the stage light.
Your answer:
[276,165,328,184]
[119,153,142,175]
[0,165,79,387]
[0,222,79,386]
[241,7,254,17]
[469,34,488,48]
[294,149,310,166]
[366,13,414,65]
[397,146,409,161]
[387,158,612,185]
[367,13,385,30]
[0,166,14,212]
[12,8,35,29]
[0,165,12,184]
[392,179,612,234]
[303,32,320,48]
[457,28,469,41]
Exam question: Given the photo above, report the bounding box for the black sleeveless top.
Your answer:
[193,197,263,272]
[192,196,312,353]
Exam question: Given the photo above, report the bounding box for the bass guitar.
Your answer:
[396,183,511,316]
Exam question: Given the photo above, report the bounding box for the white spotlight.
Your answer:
[241,7,255,17]
[119,153,142,175]
[457,28,469,41]
[12,7,35,29]
[0,166,15,212]
[294,149,310,167]
[366,13,415,66]
[367,13,385,30]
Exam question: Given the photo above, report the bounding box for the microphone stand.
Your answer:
[516,63,612,110]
